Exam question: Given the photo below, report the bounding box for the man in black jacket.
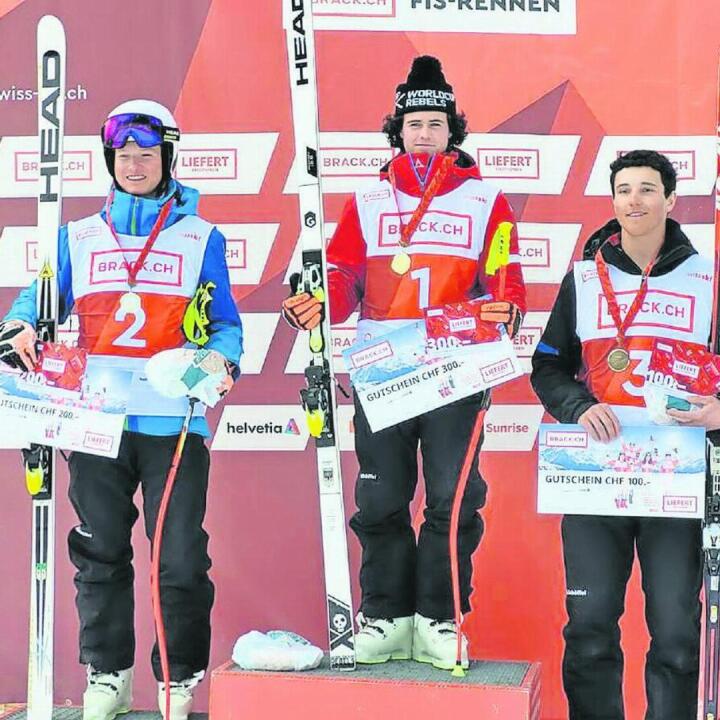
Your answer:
[532,149,717,719]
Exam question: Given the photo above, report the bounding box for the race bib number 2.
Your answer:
[112,292,147,348]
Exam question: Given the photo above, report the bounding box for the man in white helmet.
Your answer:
[0,100,243,720]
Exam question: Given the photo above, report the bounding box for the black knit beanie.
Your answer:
[394,56,456,117]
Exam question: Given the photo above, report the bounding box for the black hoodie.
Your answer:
[530,218,699,424]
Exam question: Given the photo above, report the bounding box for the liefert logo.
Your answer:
[176,149,237,180]
[478,148,539,179]
[463,134,580,194]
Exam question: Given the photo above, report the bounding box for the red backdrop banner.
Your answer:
[1,2,719,718]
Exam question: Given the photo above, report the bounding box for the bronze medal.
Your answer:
[595,249,657,376]
[391,252,411,276]
[607,347,630,372]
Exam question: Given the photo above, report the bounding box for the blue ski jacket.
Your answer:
[4,180,243,437]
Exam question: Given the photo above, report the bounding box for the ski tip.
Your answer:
[37,14,67,46]
[38,14,64,30]
[451,664,466,678]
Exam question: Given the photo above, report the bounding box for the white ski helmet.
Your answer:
[101,99,180,188]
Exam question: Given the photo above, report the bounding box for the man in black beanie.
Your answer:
[283,56,526,669]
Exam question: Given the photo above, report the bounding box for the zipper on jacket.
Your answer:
[130,196,139,235]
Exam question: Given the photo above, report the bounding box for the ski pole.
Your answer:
[151,398,196,720]
[447,258,510,677]
[448,402,488,678]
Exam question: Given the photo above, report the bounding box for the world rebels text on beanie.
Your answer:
[394,56,456,117]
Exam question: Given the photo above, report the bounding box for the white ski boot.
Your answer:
[82,666,133,720]
[158,669,205,720]
[355,613,413,664]
[413,614,469,670]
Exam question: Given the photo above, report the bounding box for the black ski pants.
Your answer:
[67,431,214,682]
[561,515,702,720]
[350,391,488,620]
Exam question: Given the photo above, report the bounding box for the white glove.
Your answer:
[643,384,686,425]
[145,348,232,408]
[232,630,323,671]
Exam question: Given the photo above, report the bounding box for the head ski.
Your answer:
[26,15,66,720]
[282,0,355,670]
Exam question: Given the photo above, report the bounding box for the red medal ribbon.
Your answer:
[104,188,175,287]
[388,153,454,248]
[595,248,655,349]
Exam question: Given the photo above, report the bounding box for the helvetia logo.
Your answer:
[285,418,301,435]
[211,406,310,451]
[226,418,301,435]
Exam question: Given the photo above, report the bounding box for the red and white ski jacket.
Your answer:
[326,150,526,331]
[531,218,714,423]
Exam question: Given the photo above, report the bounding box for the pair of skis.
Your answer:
[27,5,355,711]
[282,1,356,670]
[25,14,66,720]
[703,59,720,720]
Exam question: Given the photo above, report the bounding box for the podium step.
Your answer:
[210,657,541,720]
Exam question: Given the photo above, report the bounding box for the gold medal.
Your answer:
[607,347,630,372]
[391,252,411,275]
[119,291,142,313]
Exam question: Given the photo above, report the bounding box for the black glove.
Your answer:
[0,320,37,370]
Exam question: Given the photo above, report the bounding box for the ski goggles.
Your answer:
[101,113,180,149]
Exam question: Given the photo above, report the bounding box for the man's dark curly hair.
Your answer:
[609,149,677,198]
[381,111,468,152]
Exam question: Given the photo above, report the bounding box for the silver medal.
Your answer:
[119,291,142,313]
